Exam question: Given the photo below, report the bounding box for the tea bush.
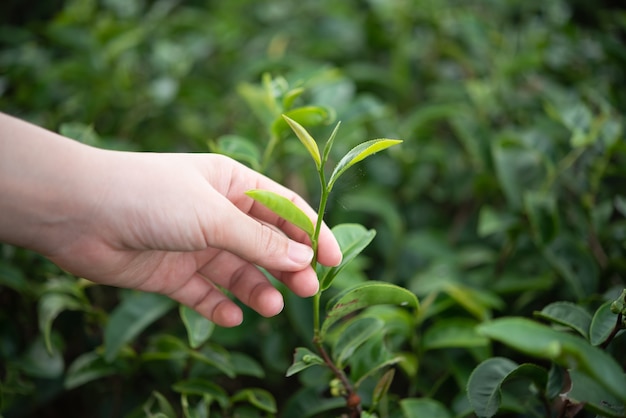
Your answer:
[1,0,625,417]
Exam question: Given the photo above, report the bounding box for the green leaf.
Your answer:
[18,336,64,379]
[189,344,236,378]
[0,260,29,293]
[277,106,335,137]
[144,391,177,418]
[180,305,214,349]
[172,378,229,408]
[477,206,518,237]
[285,347,325,377]
[467,357,547,418]
[321,281,418,340]
[231,388,277,413]
[400,398,453,418]
[211,135,261,170]
[237,81,278,126]
[319,223,376,291]
[372,368,395,408]
[38,292,84,353]
[492,136,547,210]
[333,316,385,367]
[477,317,626,403]
[282,87,305,110]
[524,190,559,246]
[442,282,503,321]
[104,292,176,362]
[282,114,322,169]
[59,122,100,146]
[328,138,403,191]
[590,300,621,346]
[322,121,341,166]
[245,189,315,237]
[422,318,489,351]
[65,351,119,390]
[534,301,592,340]
[567,369,625,417]
[543,234,599,299]
[230,352,265,378]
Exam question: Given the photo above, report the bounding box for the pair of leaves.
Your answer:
[476,317,626,404]
[534,300,622,345]
[246,115,401,240]
[283,114,402,191]
[321,281,418,340]
[467,357,547,418]
[468,356,625,418]
[173,379,276,414]
[105,293,214,362]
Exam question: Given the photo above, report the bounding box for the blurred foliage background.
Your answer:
[1,0,625,417]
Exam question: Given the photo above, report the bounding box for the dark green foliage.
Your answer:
[2,0,626,417]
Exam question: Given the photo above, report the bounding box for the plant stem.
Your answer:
[312,170,329,340]
[261,132,280,173]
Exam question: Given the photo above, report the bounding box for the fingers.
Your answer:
[166,251,319,327]
[203,155,343,269]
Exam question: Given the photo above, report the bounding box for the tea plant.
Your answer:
[246,113,417,417]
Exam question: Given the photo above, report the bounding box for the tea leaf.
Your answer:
[477,317,626,403]
[319,223,376,291]
[104,292,176,362]
[282,114,321,169]
[322,121,341,165]
[179,305,214,349]
[286,347,325,377]
[328,139,403,191]
[589,300,620,346]
[400,398,453,418]
[231,388,277,413]
[65,351,118,390]
[321,282,418,339]
[38,292,84,353]
[372,369,395,408]
[245,189,315,237]
[567,370,625,417]
[422,318,489,351]
[333,316,384,367]
[533,301,592,340]
[467,357,547,418]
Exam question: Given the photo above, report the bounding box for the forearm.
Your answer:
[0,112,98,254]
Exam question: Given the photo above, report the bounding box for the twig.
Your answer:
[315,342,362,417]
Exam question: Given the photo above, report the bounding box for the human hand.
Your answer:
[0,113,342,327]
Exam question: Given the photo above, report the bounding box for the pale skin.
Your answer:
[0,112,342,327]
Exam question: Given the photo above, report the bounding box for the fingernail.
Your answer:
[288,242,314,265]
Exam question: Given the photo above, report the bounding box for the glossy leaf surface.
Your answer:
[534,301,592,339]
[589,300,621,346]
[477,317,626,403]
[286,347,325,377]
[332,316,384,367]
[321,281,418,339]
[282,114,321,169]
[64,351,118,390]
[245,189,315,237]
[467,357,547,418]
[104,292,176,362]
[180,305,214,349]
[319,223,376,290]
[231,388,277,413]
[328,138,402,191]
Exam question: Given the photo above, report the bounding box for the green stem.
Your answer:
[312,170,329,340]
[261,132,280,173]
